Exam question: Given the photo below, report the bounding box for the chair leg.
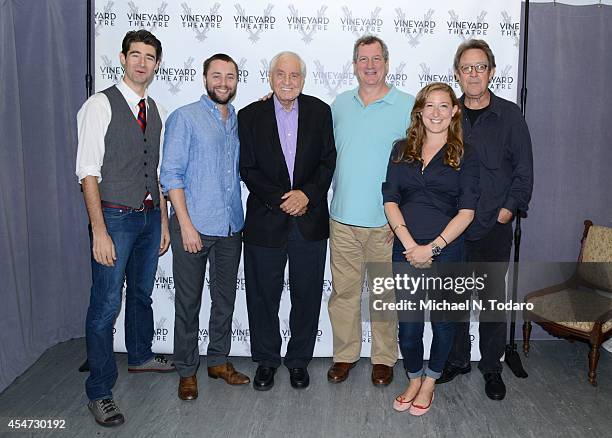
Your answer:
[588,342,600,387]
[522,321,532,356]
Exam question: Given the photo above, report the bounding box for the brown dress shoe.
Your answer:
[178,375,198,401]
[327,362,357,383]
[371,364,393,386]
[207,362,250,385]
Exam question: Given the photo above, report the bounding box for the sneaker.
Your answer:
[88,398,125,427]
[128,355,175,373]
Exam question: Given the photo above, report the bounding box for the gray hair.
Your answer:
[269,51,307,77]
[453,39,496,73]
[352,35,389,63]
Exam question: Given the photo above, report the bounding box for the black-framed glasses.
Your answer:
[459,63,489,74]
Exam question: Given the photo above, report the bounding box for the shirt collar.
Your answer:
[351,84,397,107]
[200,94,236,118]
[273,94,299,114]
[118,78,149,109]
[459,90,502,116]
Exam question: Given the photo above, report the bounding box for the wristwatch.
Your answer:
[431,242,442,257]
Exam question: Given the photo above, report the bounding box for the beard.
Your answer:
[207,84,236,105]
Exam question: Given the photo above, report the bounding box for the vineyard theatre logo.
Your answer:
[236,58,249,84]
[387,62,408,88]
[393,8,436,47]
[94,1,116,36]
[322,279,332,303]
[417,63,459,89]
[311,60,354,99]
[232,319,251,354]
[232,319,250,345]
[156,58,197,95]
[489,65,514,91]
[281,319,291,342]
[234,4,276,43]
[259,58,270,84]
[126,1,170,30]
[447,10,489,39]
[500,11,520,47]
[99,56,124,84]
[155,266,174,291]
[180,2,222,42]
[316,327,323,343]
[340,6,383,37]
[153,317,169,343]
[286,5,329,44]
[362,321,371,343]
[198,329,209,353]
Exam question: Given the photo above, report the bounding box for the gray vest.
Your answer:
[99,85,162,208]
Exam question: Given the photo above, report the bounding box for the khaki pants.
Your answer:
[328,219,398,366]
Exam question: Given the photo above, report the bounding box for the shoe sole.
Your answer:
[92,414,125,427]
[253,382,274,391]
[485,391,506,401]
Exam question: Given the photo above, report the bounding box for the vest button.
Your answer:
[144,150,148,154]
[145,174,148,178]
[144,138,147,142]
[144,162,147,166]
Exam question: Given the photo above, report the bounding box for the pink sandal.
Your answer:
[392,395,414,412]
[409,392,435,416]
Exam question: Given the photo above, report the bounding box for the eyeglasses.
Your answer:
[357,55,384,64]
[459,63,489,74]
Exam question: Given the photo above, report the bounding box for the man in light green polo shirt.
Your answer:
[326,35,415,386]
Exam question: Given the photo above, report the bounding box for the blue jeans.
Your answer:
[394,238,464,379]
[85,207,161,401]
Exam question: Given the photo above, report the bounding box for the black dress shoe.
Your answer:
[436,363,471,384]
[289,368,309,389]
[484,373,506,400]
[253,366,276,391]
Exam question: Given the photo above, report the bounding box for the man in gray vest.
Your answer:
[75,30,172,427]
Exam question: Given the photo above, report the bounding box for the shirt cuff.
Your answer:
[76,167,102,184]
[159,178,185,194]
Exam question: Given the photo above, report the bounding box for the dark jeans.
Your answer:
[394,239,463,379]
[170,214,242,377]
[244,220,327,369]
[85,207,161,401]
[446,221,512,374]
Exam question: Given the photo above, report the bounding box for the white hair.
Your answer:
[268,51,307,77]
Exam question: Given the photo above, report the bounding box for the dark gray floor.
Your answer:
[0,339,610,438]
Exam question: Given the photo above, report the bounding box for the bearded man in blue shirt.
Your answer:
[160,53,250,402]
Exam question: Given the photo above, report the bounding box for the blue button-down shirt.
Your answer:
[160,95,243,236]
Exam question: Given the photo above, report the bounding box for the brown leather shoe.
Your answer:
[207,362,250,385]
[178,375,198,401]
[371,364,393,386]
[327,362,357,383]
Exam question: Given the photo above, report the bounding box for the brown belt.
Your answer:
[102,200,156,211]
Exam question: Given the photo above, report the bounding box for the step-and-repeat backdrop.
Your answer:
[94,0,522,359]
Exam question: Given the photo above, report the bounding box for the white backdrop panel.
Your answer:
[95,0,522,360]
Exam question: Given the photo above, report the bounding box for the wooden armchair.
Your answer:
[522,220,612,386]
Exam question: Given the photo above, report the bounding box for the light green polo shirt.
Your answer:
[330,85,415,227]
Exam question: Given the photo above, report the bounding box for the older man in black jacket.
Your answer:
[238,51,336,391]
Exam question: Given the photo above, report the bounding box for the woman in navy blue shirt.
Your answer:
[382,82,479,416]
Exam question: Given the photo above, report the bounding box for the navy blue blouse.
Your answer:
[382,143,480,245]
